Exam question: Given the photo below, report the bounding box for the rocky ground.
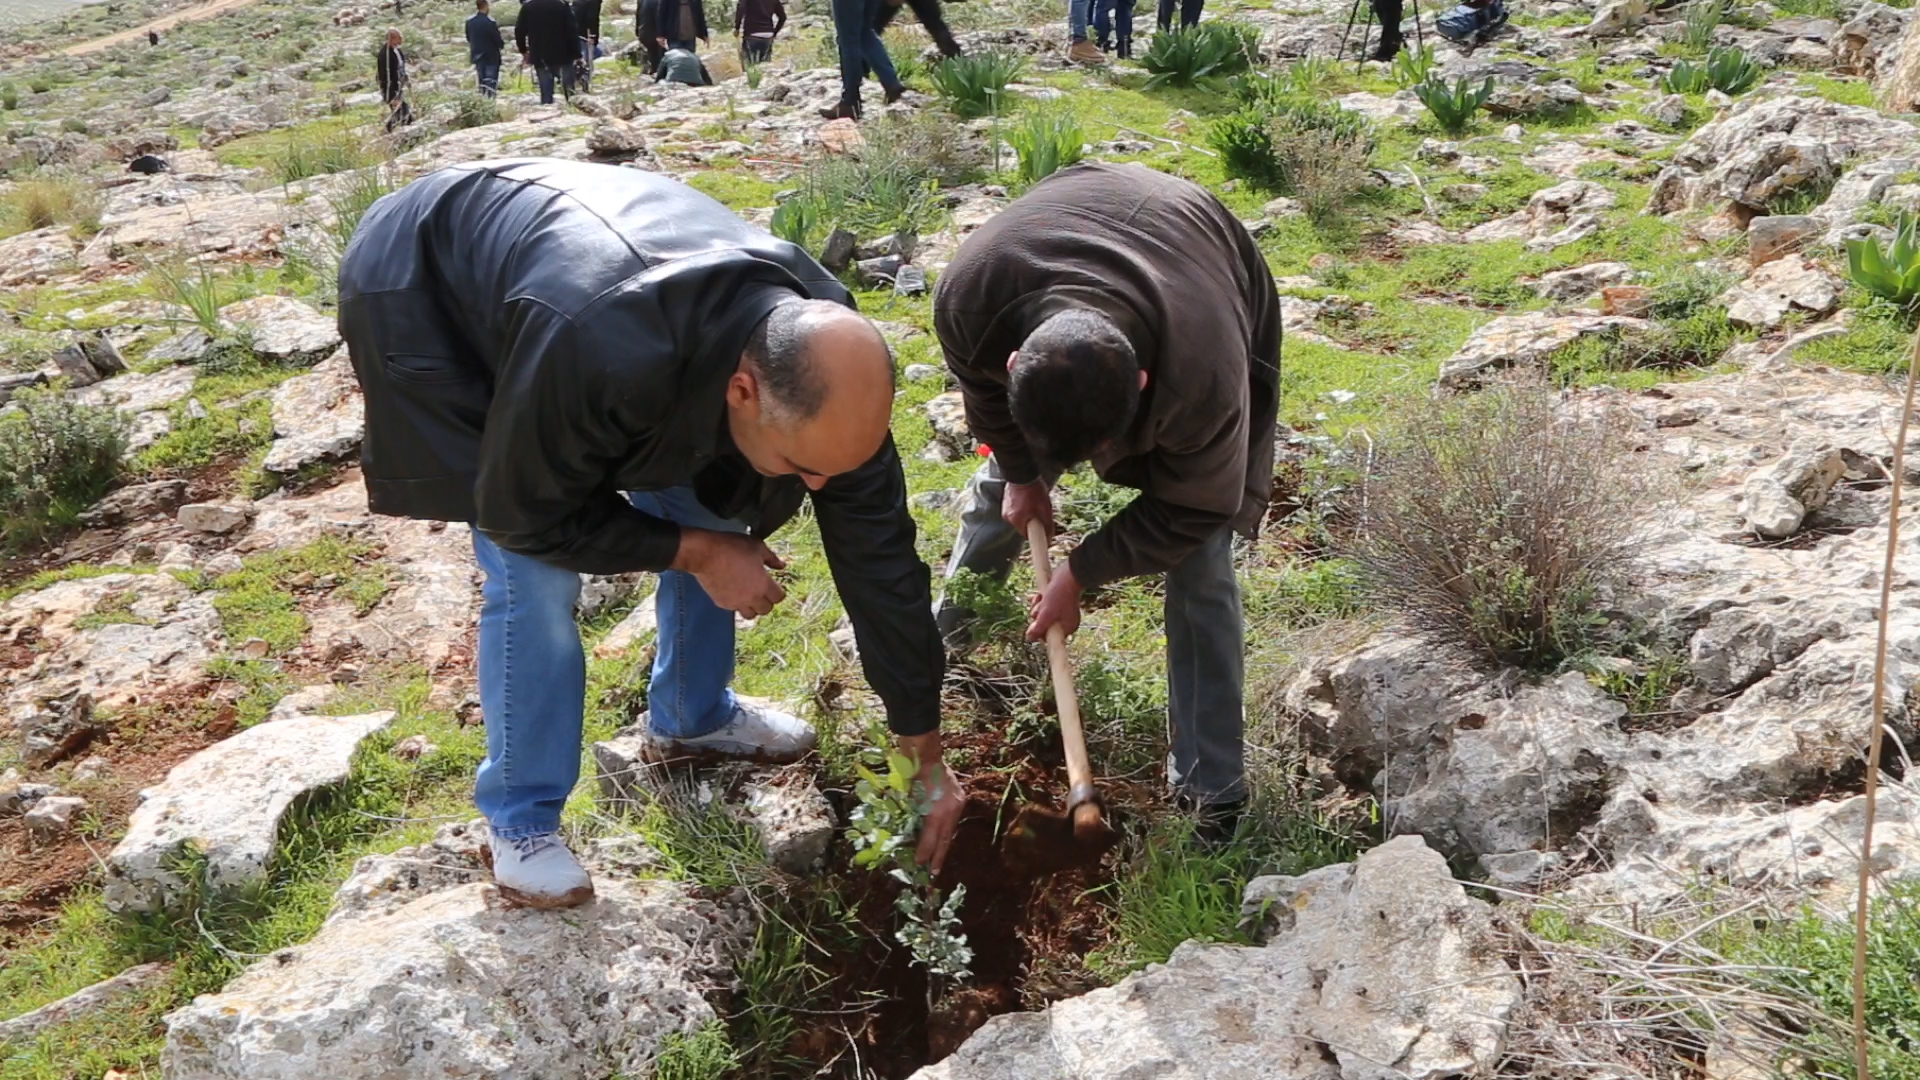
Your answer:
[2,0,1920,1076]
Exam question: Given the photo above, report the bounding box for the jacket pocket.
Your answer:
[385,353,472,384]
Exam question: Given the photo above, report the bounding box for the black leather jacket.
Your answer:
[337,159,942,735]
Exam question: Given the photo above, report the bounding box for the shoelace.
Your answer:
[507,834,558,858]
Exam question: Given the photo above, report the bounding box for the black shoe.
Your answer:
[1178,795,1246,846]
[883,82,906,105]
[1368,34,1403,62]
[818,96,861,120]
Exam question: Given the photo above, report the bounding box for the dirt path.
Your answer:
[61,0,268,57]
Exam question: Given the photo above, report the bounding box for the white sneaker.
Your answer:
[639,696,817,765]
[487,832,595,909]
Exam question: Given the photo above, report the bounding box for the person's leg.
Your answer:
[906,0,962,58]
[1068,0,1088,42]
[471,530,587,839]
[860,0,902,92]
[535,62,556,103]
[829,0,866,107]
[934,455,1031,641]
[1116,0,1132,55]
[1163,527,1246,809]
[1093,0,1110,48]
[1156,0,1174,32]
[1180,0,1202,27]
[561,57,578,96]
[1369,0,1404,57]
[628,488,747,739]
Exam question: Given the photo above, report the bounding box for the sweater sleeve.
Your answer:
[940,312,1044,487]
[1067,494,1233,587]
[812,435,944,737]
[771,0,787,32]
[471,303,684,574]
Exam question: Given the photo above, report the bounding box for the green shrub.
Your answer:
[1665,46,1762,94]
[1413,75,1493,134]
[445,90,508,130]
[0,387,127,548]
[798,114,982,238]
[926,50,1027,119]
[1141,22,1259,89]
[770,193,823,250]
[1209,92,1372,196]
[0,176,104,240]
[1210,108,1282,188]
[0,84,16,110]
[273,123,375,184]
[1847,211,1920,307]
[1008,108,1085,185]
[59,116,88,134]
[1268,109,1373,221]
[1349,385,1650,671]
[147,260,235,335]
[1681,0,1727,51]
[1391,42,1438,88]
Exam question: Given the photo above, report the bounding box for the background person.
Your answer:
[375,28,414,131]
[734,0,787,65]
[515,0,581,103]
[820,0,903,120]
[467,0,506,96]
[1155,0,1201,31]
[573,0,602,89]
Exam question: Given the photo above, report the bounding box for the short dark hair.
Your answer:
[1009,309,1139,467]
[743,302,824,426]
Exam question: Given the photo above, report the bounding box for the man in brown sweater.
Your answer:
[934,161,1281,836]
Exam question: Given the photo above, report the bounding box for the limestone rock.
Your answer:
[744,772,836,873]
[20,692,102,768]
[0,773,57,816]
[1878,3,1920,109]
[593,598,659,658]
[585,117,647,159]
[0,573,219,712]
[1719,255,1843,329]
[23,794,87,838]
[1463,180,1616,251]
[326,819,491,927]
[1748,213,1820,264]
[1438,311,1649,387]
[1646,92,1689,127]
[1834,2,1907,77]
[217,296,340,362]
[1650,96,1920,214]
[925,390,975,460]
[162,874,746,1080]
[1534,261,1636,301]
[0,963,172,1043]
[1485,81,1588,118]
[177,501,256,535]
[1713,135,1836,213]
[80,479,191,528]
[262,348,363,477]
[918,836,1521,1080]
[105,711,397,914]
[1586,0,1649,37]
[1740,438,1846,538]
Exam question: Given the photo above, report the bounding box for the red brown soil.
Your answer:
[790,722,1150,1078]
[0,684,225,949]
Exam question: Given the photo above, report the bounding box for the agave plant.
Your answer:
[770,194,822,250]
[1681,0,1728,52]
[1391,43,1438,89]
[1141,22,1257,88]
[1008,109,1086,185]
[1703,45,1763,93]
[1413,75,1493,135]
[926,50,1028,119]
[1662,57,1710,94]
[1846,213,1920,308]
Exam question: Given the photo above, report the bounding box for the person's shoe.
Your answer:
[818,96,861,120]
[1178,794,1247,846]
[934,597,977,651]
[1116,34,1132,59]
[1068,39,1107,64]
[1368,33,1403,62]
[639,696,818,765]
[486,832,595,909]
[883,81,907,105]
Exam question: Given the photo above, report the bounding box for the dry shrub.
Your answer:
[1348,385,1652,671]
[1268,112,1373,224]
[0,175,104,239]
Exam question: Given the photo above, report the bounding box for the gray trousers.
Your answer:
[941,458,1247,805]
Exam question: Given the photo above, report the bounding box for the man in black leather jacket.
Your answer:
[338,160,963,908]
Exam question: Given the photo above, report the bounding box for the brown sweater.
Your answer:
[934,161,1281,588]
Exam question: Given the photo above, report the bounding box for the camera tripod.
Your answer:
[1338,0,1424,71]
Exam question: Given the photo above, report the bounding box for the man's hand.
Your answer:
[1027,558,1083,642]
[1002,479,1055,539]
[672,528,786,618]
[899,731,966,875]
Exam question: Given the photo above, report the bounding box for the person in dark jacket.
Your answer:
[515,0,579,104]
[871,0,960,59]
[634,0,666,70]
[572,0,602,90]
[642,0,707,53]
[338,159,963,908]
[933,161,1281,841]
[734,0,786,65]
[467,0,506,97]
[375,29,414,131]
[656,46,713,84]
[821,0,903,119]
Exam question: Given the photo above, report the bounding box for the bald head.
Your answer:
[728,299,895,489]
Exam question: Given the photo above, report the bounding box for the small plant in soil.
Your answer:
[1348,384,1653,672]
[770,193,823,250]
[1390,42,1438,89]
[1846,211,1920,309]
[1680,0,1728,52]
[1413,74,1493,135]
[848,748,973,983]
[0,387,127,550]
[926,50,1027,119]
[1664,46,1762,95]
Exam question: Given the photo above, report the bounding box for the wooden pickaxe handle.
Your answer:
[1026,519,1098,815]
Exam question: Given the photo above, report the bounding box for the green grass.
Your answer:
[1798,73,1876,107]
[648,1020,743,1080]
[686,169,781,214]
[1796,303,1916,373]
[201,535,392,654]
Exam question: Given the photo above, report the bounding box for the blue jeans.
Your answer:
[831,0,899,102]
[534,60,575,104]
[472,487,747,839]
[474,60,500,96]
[1069,0,1090,41]
[1092,0,1131,44]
